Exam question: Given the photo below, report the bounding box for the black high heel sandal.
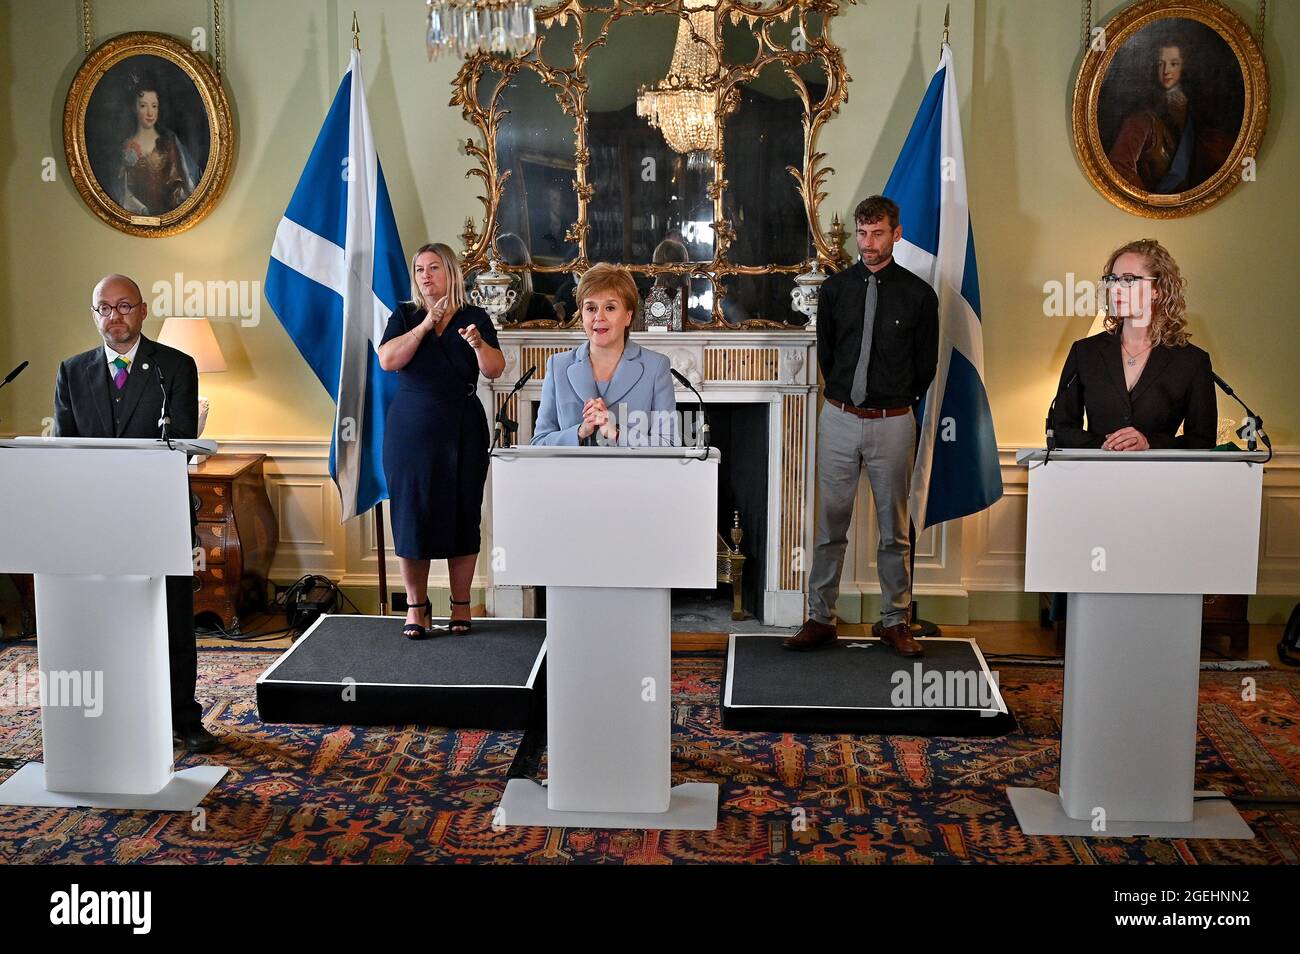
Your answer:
[448,598,472,635]
[403,599,431,640]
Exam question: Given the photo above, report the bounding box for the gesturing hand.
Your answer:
[459,323,484,350]
[421,295,449,333]
[1103,426,1150,452]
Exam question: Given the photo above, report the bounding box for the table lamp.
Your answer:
[157,316,227,460]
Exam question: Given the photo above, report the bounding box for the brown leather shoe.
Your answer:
[873,619,924,657]
[784,618,838,651]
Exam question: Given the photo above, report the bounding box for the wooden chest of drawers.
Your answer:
[189,454,278,632]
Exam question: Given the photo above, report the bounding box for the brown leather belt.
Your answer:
[827,398,911,420]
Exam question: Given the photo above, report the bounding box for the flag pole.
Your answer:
[349,10,388,616]
[911,5,952,642]
[376,502,390,615]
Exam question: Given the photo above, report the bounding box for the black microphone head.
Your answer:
[1212,372,1232,394]
[3,360,28,384]
[670,368,691,387]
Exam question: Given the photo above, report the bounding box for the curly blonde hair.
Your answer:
[1101,238,1190,346]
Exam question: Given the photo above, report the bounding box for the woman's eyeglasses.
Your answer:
[1100,274,1157,289]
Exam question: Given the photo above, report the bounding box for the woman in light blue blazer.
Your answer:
[533,263,679,447]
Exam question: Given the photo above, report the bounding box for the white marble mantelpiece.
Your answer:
[480,328,818,626]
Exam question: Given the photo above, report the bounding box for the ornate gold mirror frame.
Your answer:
[451,0,854,328]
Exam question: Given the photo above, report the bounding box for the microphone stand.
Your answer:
[1214,373,1271,464]
[1044,372,1076,466]
[494,366,536,450]
[155,364,175,450]
[670,368,709,459]
[0,360,29,430]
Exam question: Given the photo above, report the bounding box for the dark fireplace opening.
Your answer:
[523,399,770,626]
[673,401,769,622]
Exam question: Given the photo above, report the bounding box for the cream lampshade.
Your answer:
[156,316,227,439]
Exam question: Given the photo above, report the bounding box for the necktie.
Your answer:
[850,273,877,406]
[111,355,130,390]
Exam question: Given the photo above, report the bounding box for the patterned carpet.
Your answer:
[1,643,1298,864]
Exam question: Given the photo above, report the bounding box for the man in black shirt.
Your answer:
[786,196,938,657]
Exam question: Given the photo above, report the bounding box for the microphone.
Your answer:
[670,368,709,454]
[494,365,536,449]
[513,365,536,391]
[0,360,28,389]
[1044,371,1077,465]
[1213,372,1270,458]
[154,362,172,445]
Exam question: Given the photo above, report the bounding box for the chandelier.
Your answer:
[425,0,537,59]
[636,0,719,156]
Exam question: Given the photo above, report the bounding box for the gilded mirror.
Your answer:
[451,0,853,328]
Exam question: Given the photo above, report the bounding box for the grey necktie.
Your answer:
[850,272,877,406]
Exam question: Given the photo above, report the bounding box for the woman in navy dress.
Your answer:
[379,243,505,638]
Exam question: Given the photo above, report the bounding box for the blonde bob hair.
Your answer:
[1102,238,1190,347]
[409,243,466,315]
[576,263,640,342]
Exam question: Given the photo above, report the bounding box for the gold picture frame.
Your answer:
[1072,0,1268,218]
[64,31,234,237]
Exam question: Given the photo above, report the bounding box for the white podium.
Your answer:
[490,445,720,829]
[1010,448,1265,838]
[0,437,227,810]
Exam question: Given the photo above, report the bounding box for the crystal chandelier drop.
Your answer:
[636,0,718,156]
[425,0,537,60]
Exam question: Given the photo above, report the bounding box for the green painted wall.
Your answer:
[1,0,1294,446]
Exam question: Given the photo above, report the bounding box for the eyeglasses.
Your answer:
[1100,274,1157,289]
[92,301,143,317]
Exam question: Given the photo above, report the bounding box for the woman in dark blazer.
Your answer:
[1051,238,1217,451]
[378,243,506,638]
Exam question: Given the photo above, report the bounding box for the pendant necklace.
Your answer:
[1122,341,1153,367]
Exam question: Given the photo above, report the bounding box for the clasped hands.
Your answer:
[1102,426,1149,451]
[577,397,618,442]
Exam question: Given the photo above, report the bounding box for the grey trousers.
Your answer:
[807,402,916,627]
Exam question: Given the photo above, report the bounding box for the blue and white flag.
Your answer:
[883,42,1002,530]
[266,48,406,521]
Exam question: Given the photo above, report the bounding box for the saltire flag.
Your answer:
[883,42,1002,530]
[266,47,406,521]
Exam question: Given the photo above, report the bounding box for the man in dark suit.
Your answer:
[786,196,939,658]
[53,273,217,753]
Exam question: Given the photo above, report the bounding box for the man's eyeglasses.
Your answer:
[1100,274,1157,289]
[92,301,143,318]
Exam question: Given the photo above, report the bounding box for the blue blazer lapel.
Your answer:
[566,341,598,403]
[601,340,645,407]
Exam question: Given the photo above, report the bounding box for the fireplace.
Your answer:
[483,328,819,626]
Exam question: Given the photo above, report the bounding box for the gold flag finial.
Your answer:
[942,4,950,50]
[352,11,361,50]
